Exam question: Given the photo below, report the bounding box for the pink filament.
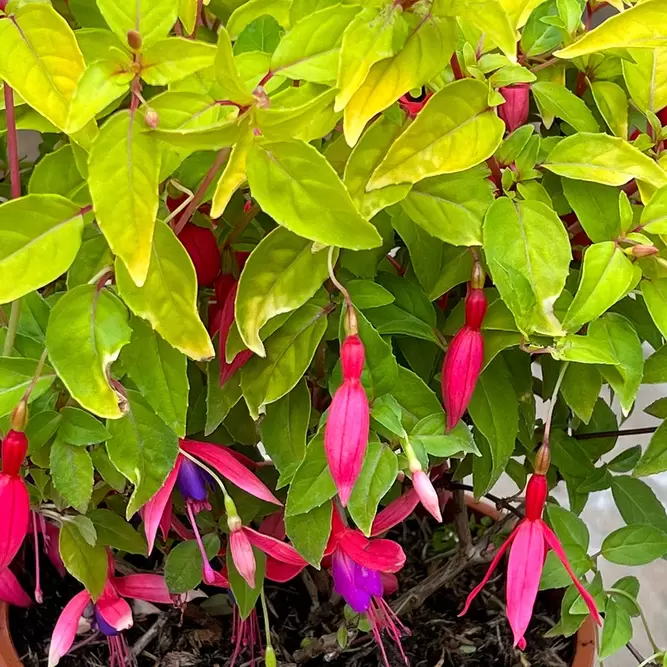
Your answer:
[367,597,410,667]
[186,501,215,584]
[32,512,42,604]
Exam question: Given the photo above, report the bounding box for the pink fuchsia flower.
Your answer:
[410,469,442,522]
[441,277,488,432]
[459,466,602,649]
[48,563,174,667]
[398,89,433,118]
[325,332,370,506]
[0,429,30,570]
[216,281,253,387]
[0,568,31,607]
[178,222,221,286]
[498,83,530,133]
[142,439,281,582]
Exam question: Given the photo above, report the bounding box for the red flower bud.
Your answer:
[499,84,530,133]
[465,288,487,330]
[524,473,548,520]
[631,244,658,257]
[127,29,142,51]
[144,108,159,129]
[178,223,221,286]
[2,430,28,477]
[341,334,364,380]
[398,89,433,119]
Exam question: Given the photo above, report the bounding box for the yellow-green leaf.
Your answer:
[227,0,292,38]
[642,185,667,234]
[115,222,215,361]
[141,37,217,86]
[623,48,667,114]
[368,79,505,190]
[531,81,599,132]
[246,139,382,250]
[0,4,85,131]
[211,129,253,219]
[344,13,455,146]
[88,111,160,286]
[46,285,132,419]
[0,195,85,303]
[544,133,667,188]
[641,279,667,339]
[214,26,256,105]
[555,0,667,59]
[96,0,179,48]
[178,0,198,34]
[590,81,628,139]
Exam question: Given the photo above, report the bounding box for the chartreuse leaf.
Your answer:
[46,285,131,420]
[0,195,85,303]
[96,0,179,48]
[469,358,519,497]
[228,0,291,38]
[88,509,147,554]
[75,28,126,64]
[246,139,382,250]
[214,26,256,105]
[178,0,198,34]
[544,133,667,188]
[642,185,667,234]
[0,358,55,419]
[0,4,85,132]
[89,111,160,286]
[602,524,667,565]
[344,13,454,146]
[106,390,179,518]
[641,280,667,339]
[115,222,215,361]
[563,243,641,333]
[590,81,627,139]
[285,501,332,567]
[555,0,667,59]
[484,197,571,335]
[141,37,217,86]
[270,4,361,83]
[28,145,86,199]
[335,5,406,111]
[210,128,253,218]
[236,227,333,357]
[623,48,667,114]
[227,547,266,619]
[561,178,620,242]
[50,439,94,513]
[400,166,494,246]
[343,117,411,220]
[60,521,108,600]
[241,298,328,419]
[368,80,504,190]
[59,407,110,445]
[67,230,113,289]
[165,534,220,593]
[348,442,398,536]
[120,317,189,436]
[259,379,310,486]
[531,82,599,132]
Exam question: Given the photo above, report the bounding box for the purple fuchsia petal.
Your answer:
[332,549,372,613]
[176,457,209,502]
[355,565,383,597]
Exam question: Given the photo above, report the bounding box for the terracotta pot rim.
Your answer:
[464,495,595,667]
[0,601,21,666]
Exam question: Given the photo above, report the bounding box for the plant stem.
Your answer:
[450,53,464,80]
[3,300,21,356]
[530,56,560,73]
[448,482,524,519]
[543,361,569,448]
[21,347,48,401]
[452,488,473,555]
[260,589,273,648]
[609,588,660,654]
[327,245,352,308]
[173,148,230,235]
[575,426,658,440]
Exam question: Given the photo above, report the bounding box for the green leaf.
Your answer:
[560,364,601,423]
[0,195,85,303]
[469,358,519,496]
[89,111,160,286]
[178,0,198,34]
[335,6,405,111]
[601,524,667,565]
[50,439,94,513]
[46,285,131,420]
[569,571,606,615]
[115,222,214,361]
[410,413,479,458]
[235,15,283,54]
[540,546,592,590]
[120,317,189,436]
[285,430,336,517]
[641,279,667,339]
[260,379,310,486]
[165,534,220,593]
[66,231,114,291]
[90,446,126,492]
[344,14,454,146]
[346,280,394,310]
[236,227,332,357]
[241,298,328,419]
[555,1,667,59]
[106,390,179,518]
[400,166,494,247]
[228,0,291,38]
[227,546,266,619]
[348,443,397,536]
[548,504,590,549]
[270,4,361,83]
[563,243,641,332]
[59,521,108,600]
[599,599,633,660]
[623,47,667,115]
[531,82,599,132]
[141,37,216,86]
[0,357,55,418]
[59,407,110,445]
[25,410,61,453]
[611,476,667,532]
[213,26,258,105]
[590,81,628,138]
[210,128,253,218]
[634,422,667,477]
[368,80,505,190]
[608,447,642,474]
[88,509,147,554]
[609,576,641,616]
[641,185,667,234]
[544,133,667,188]
[246,139,382,251]
[561,178,621,242]
[28,145,86,199]
[484,197,571,335]
[285,501,332,567]
[371,395,407,438]
[96,0,178,48]
[392,366,444,432]
[0,4,85,131]
[205,357,242,436]
[645,345,667,384]
[550,429,595,476]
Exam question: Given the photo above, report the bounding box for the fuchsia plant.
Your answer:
[2,0,667,665]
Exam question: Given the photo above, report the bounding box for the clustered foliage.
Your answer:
[1,0,667,664]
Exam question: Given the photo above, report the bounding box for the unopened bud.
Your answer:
[340,334,365,381]
[498,84,530,133]
[1,430,28,476]
[127,30,142,51]
[144,108,159,129]
[631,244,658,258]
[265,646,277,667]
[464,287,488,330]
[471,261,485,290]
[345,306,358,336]
[534,444,551,475]
[10,400,28,432]
[227,514,243,532]
[224,494,240,524]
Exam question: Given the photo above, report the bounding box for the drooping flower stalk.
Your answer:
[441,262,487,432]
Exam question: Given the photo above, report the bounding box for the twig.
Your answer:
[453,489,473,556]
[448,483,524,519]
[544,361,568,448]
[575,427,658,440]
[131,613,169,657]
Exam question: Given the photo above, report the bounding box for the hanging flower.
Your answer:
[216,281,254,387]
[325,316,370,506]
[0,568,31,607]
[178,222,221,286]
[398,88,433,118]
[498,83,530,133]
[459,447,602,649]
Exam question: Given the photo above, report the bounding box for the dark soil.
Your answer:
[10,513,577,667]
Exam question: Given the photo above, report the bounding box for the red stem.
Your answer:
[450,54,464,80]
[486,157,502,192]
[190,0,204,38]
[575,71,588,97]
[3,84,21,199]
[258,71,274,88]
